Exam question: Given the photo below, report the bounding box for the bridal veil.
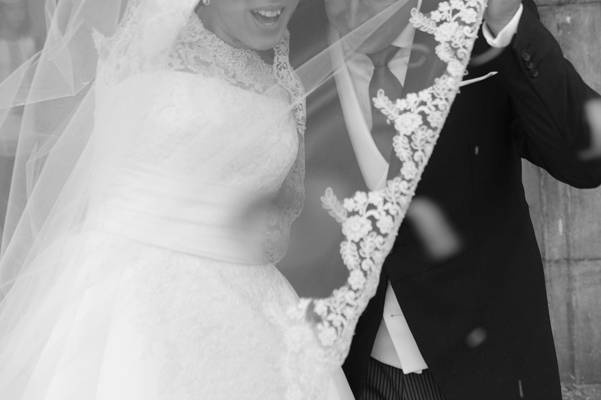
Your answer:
[0,0,487,395]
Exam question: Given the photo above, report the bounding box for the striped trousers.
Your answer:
[358,358,446,400]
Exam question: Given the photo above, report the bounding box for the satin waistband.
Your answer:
[85,202,268,265]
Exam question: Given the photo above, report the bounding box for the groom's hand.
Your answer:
[485,0,522,37]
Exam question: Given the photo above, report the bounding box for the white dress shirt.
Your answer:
[330,4,524,374]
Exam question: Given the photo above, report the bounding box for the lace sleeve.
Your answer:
[264,32,307,264]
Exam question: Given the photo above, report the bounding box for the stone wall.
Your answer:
[523,0,601,392]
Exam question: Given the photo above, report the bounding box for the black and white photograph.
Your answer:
[0,0,600,399]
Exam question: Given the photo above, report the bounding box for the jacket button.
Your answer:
[526,61,536,70]
[521,50,532,62]
[530,69,539,78]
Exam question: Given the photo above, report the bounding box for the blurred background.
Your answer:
[0,0,600,398]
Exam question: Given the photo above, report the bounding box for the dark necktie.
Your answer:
[368,45,405,160]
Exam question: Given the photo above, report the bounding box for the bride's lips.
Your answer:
[250,6,286,28]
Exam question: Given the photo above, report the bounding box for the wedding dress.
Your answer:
[0,0,487,398]
[0,12,352,400]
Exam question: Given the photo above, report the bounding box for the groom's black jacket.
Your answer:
[290,1,601,400]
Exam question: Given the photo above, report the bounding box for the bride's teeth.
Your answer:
[252,7,284,23]
[256,9,282,18]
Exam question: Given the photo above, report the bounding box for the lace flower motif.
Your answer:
[288,0,487,368]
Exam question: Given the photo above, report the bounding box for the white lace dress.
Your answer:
[7,15,353,400]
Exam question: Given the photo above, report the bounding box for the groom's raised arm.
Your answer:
[492,0,601,188]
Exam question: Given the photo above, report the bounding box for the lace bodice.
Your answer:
[89,14,304,265]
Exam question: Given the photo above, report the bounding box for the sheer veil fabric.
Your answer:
[0,0,486,398]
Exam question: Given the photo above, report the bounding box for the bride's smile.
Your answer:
[250,6,285,27]
[197,0,300,51]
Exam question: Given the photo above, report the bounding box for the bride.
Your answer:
[0,0,485,398]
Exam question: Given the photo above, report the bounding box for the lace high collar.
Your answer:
[169,12,305,137]
[172,12,282,93]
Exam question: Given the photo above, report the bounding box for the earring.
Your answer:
[201,0,210,5]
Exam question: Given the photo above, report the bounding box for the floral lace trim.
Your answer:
[287,0,487,367]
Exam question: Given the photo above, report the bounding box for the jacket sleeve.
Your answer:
[494,0,601,188]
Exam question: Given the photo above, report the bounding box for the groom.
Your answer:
[289,0,601,399]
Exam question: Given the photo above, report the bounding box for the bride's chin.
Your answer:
[242,14,289,51]
[222,31,284,52]
[241,32,286,52]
